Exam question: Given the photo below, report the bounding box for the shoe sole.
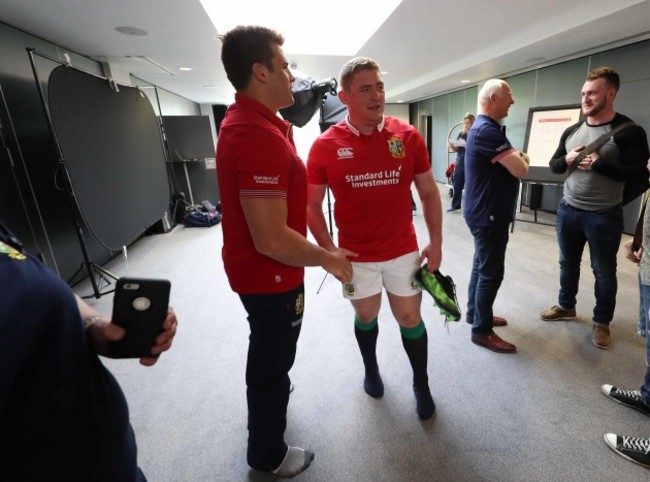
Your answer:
[602,388,650,417]
[466,317,508,327]
[592,338,610,349]
[540,315,576,321]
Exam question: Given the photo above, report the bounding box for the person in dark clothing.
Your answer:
[447,112,475,213]
[0,220,178,481]
[464,79,529,354]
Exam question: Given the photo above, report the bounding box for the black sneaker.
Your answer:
[413,266,461,322]
[601,384,650,417]
[604,433,650,468]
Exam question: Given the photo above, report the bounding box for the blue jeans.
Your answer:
[467,225,509,336]
[555,200,623,324]
[639,272,649,337]
[639,281,650,404]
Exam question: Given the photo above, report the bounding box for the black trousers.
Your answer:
[239,283,305,471]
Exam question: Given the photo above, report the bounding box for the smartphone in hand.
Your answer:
[109,277,171,358]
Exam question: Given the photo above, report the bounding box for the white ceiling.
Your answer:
[1,0,649,105]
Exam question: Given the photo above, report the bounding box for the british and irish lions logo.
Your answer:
[388,136,406,159]
[343,283,355,296]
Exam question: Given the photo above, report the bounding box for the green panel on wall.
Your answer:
[591,41,650,83]
[431,95,450,181]
[535,59,589,107]
[502,71,536,151]
[463,86,478,119]
[591,40,650,132]
[449,91,465,128]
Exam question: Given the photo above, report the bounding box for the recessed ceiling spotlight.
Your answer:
[460,79,471,84]
[115,26,148,36]
[396,100,404,103]
[178,67,193,71]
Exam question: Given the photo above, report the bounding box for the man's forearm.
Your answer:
[259,225,335,268]
[307,205,337,251]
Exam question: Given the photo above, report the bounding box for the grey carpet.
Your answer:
[76,186,649,481]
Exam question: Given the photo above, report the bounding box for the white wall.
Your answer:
[292,103,411,160]
[384,103,409,123]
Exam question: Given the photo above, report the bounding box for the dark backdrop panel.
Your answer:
[163,114,218,204]
[0,25,86,278]
[0,120,37,253]
[48,65,169,251]
[171,161,219,205]
[163,115,215,160]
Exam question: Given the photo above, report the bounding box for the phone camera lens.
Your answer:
[132,296,151,311]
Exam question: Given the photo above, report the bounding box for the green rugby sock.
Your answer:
[399,320,426,340]
[355,316,377,331]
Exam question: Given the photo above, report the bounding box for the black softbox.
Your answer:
[319,93,347,134]
[280,71,337,128]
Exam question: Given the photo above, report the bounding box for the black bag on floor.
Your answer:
[184,210,221,227]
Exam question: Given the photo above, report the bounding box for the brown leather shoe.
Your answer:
[471,333,517,353]
[466,315,508,327]
[592,323,611,349]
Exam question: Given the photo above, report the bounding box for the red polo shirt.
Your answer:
[216,94,306,294]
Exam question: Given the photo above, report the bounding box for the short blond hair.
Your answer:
[339,57,382,91]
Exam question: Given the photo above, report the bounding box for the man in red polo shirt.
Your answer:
[216,26,353,477]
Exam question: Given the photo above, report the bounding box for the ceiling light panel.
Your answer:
[200,0,403,56]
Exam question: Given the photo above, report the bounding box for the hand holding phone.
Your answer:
[109,277,171,358]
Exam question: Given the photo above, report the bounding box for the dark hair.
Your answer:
[339,57,382,91]
[586,66,620,91]
[218,25,284,91]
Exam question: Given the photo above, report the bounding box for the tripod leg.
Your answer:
[92,263,119,281]
[317,271,329,294]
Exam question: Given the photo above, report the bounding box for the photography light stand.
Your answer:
[27,48,118,299]
[316,99,337,294]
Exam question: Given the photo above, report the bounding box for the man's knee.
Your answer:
[396,311,422,328]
